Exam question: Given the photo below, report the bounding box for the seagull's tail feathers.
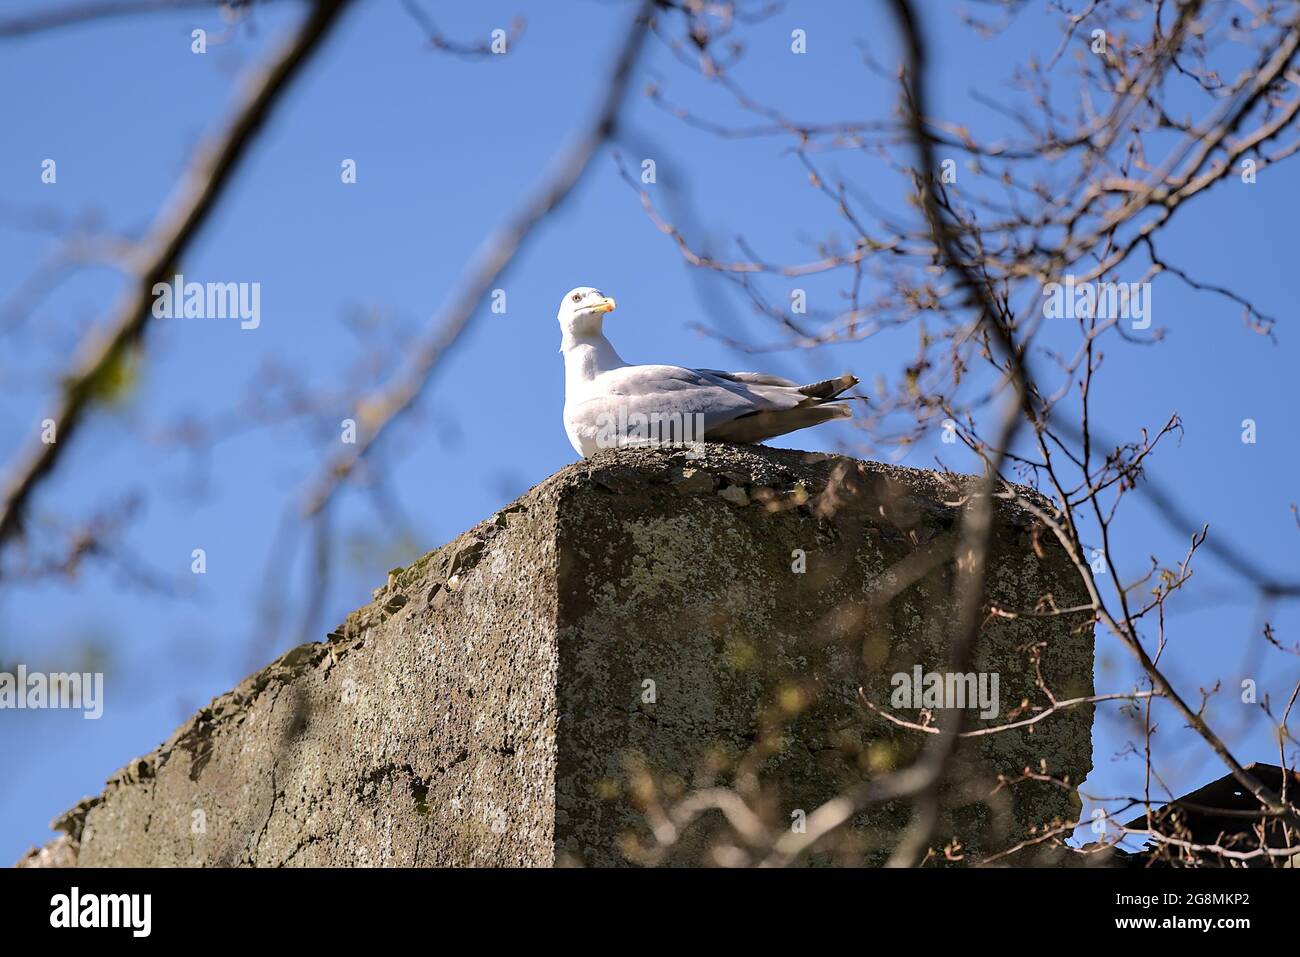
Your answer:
[707,373,861,443]
[707,400,854,445]
[798,374,859,400]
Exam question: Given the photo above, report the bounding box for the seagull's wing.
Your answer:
[565,362,860,451]
[572,364,792,430]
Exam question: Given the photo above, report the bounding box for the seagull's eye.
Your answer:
[571,293,582,303]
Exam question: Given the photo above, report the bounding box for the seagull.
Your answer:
[558,286,859,458]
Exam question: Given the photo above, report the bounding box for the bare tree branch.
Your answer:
[0,0,354,555]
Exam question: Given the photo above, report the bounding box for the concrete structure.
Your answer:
[20,444,1094,867]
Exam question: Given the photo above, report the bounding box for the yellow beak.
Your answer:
[594,297,616,314]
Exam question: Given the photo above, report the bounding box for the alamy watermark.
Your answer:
[50,887,150,937]
[1042,274,1151,330]
[151,273,260,329]
[594,406,706,451]
[0,665,103,719]
[890,666,1000,719]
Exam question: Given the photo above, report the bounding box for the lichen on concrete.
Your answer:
[20,444,1093,867]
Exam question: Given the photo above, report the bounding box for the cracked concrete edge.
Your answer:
[17,478,533,866]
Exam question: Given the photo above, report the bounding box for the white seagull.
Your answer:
[558,286,859,458]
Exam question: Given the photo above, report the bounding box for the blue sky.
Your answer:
[1,0,1296,864]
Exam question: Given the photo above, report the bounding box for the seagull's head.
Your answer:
[557,286,617,337]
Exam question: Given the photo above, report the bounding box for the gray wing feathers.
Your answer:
[573,364,860,446]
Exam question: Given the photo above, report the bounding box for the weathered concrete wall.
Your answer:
[20,445,1094,867]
